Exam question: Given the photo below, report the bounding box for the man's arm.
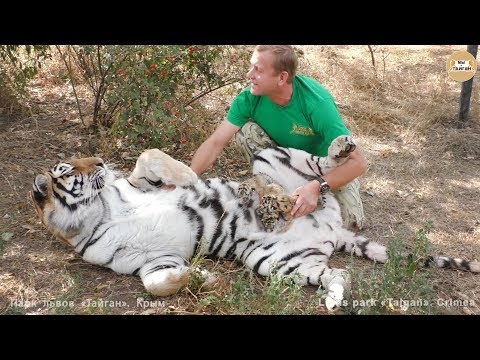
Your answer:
[190,119,240,175]
[291,148,367,218]
[322,149,367,190]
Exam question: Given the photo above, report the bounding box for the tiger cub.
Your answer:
[236,134,359,232]
[237,174,296,232]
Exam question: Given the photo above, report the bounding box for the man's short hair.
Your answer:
[255,45,298,83]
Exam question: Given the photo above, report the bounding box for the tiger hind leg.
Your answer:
[320,268,351,311]
[336,229,388,263]
[280,262,350,311]
[128,148,198,192]
[272,261,350,312]
[140,264,190,297]
[279,262,350,312]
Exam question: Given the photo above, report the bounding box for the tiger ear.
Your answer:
[34,174,50,198]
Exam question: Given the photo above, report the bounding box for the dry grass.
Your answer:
[1,45,479,315]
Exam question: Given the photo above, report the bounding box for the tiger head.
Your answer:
[30,157,114,243]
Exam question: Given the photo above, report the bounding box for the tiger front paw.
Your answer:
[329,135,357,159]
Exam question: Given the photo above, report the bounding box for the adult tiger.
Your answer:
[30,136,480,311]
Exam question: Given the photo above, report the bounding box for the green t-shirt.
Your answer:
[227,74,350,157]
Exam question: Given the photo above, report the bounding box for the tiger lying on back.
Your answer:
[30,135,480,311]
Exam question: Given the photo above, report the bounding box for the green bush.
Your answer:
[62,45,250,150]
[0,45,51,111]
[0,45,51,96]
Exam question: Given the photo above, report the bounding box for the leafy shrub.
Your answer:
[61,45,250,149]
[0,45,51,110]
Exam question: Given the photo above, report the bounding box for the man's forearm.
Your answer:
[190,139,224,175]
[322,150,367,190]
[191,119,240,176]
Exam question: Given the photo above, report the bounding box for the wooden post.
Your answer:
[459,45,478,122]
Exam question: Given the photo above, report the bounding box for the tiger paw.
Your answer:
[329,135,357,159]
[324,283,345,311]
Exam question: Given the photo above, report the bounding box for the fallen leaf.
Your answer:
[15,203,27,210]
[95,284,110,290]
[381,149,392,158]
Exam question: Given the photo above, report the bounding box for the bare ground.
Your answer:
[0,45,479,315]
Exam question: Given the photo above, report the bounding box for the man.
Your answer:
[190,45,367,230]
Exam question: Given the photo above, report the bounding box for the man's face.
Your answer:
[247,50,281,96]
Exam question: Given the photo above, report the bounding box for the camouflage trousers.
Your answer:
[235,121,365,231]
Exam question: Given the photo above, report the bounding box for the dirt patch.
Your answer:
[1,46,479,315]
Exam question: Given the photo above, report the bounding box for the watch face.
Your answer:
[318,178,329,194]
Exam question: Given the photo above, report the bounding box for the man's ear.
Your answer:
[279,71,289,85]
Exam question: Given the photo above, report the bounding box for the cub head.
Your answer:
[30,157,113,242]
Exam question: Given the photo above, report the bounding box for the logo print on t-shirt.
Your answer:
[290,124,315,136]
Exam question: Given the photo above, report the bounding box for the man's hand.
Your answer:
[290,180,321,218]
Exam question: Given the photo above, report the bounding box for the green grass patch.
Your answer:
[347,221,439,315]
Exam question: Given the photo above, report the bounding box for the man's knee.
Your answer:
[334,179,365,231]
[235,122,276,164]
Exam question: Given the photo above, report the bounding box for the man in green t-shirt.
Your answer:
[190,45,367,231]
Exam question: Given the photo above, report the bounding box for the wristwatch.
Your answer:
[318,177,330,194]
